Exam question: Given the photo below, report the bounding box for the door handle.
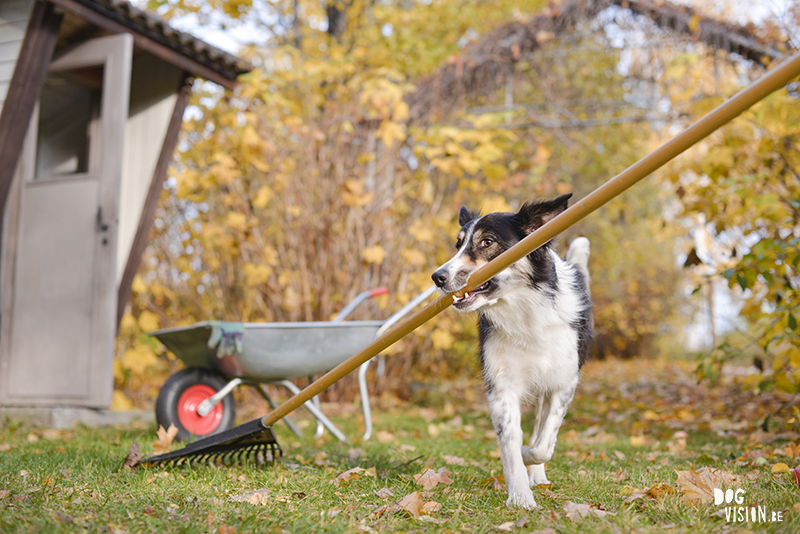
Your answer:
[96,206,109,232]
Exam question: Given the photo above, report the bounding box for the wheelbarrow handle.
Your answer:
[332,287,390,322]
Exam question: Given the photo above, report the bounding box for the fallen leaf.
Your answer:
[563,500,615,519]
[771,462,791,474]
[483,474,505,491]
[123,443,142,468]
[413,467,453,490]
[153,425,178,454]
[332,467,365,486]
[630,435,647,447]
[675,467,741,504]
[396,491,425,518]
[376,431,394,443]
[442,454,467,466]
[647,483,677,499]
[420,500,441,515]
[496,521,517,531]
[375,487,395,499]
[230,488,271,506]
[323,506,341,518]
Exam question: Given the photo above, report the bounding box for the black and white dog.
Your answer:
[431,194,593,509]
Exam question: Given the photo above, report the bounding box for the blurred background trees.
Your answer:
[115,0,799,408]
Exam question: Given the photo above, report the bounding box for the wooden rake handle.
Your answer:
[261,51,800,430]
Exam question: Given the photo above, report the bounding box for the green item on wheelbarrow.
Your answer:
[206,321,245,358]
[132,51,800,468]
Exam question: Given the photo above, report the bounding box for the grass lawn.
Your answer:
[1,358,799,533]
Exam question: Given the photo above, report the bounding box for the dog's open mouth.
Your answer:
[452,281,493,308]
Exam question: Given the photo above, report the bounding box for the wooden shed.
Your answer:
[0,0,248,409]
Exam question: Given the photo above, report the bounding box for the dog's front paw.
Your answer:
[505,490,537,510]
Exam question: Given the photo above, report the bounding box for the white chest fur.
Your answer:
[480,251,583,397]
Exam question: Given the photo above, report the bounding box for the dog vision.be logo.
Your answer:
[714,488,784,523]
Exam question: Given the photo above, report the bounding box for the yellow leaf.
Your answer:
[362,245,387,264]
[409,219,435,243]
[138,311,160,332]
[120,312,137,333]
[392,99,410,122]
[480,196,511,214]
[243,263,272,286]
[111,390,133,411]
[252,185,274,209]
[377,120,406,147]
[131,275,147,294]
[402,249,427,267]
[643,410,659,421]
[630,435,647,447]
[771,462,790,474]
[121,346,159,375]
[688,14,700,33]
[431,328,454,350]
[225,211,248,231]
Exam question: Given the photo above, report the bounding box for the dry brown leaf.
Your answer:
[675,467,741,504]
[230,488,271,506]
[413,467,453,490]
[331,467,365,486]
[396,491,425,518]
[153,425,178,454]
[563,501,615,519]
[123,442,142,469]
[420,500,441,515]
[375,487,395,499]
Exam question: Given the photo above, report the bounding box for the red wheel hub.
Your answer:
[177,384,223,435]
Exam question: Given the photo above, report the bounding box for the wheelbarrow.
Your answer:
[150,286,437,442]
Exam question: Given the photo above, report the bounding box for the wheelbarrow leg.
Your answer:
[309,375,325,439]
[277,380,347,442]
[358,360,374,440]
[252,384,304,438]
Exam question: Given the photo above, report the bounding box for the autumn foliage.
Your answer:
[115,0,799,407]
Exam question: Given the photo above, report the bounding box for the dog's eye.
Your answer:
[480,238,493,248]
[455,239,462,250]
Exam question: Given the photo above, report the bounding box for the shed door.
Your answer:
[4,34,132,406]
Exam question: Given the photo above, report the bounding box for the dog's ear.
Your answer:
[516,193,572,233]
[459,206,479,226]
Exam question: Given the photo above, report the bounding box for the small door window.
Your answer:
[34,66,103,179]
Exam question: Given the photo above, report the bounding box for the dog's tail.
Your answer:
[566,237,591,293]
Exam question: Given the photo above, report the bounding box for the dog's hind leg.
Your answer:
[525,394,553,487]
[487,390,537,509]
[521,383,577,467]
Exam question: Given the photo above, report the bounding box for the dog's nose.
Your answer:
[431,269,448,288]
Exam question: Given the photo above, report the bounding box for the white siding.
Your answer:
[0,0,33,111]
[117,52,183,284]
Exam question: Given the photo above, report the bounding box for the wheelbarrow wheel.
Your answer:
[155,368,236,442]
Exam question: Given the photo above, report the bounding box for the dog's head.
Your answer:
[431,194,571,312]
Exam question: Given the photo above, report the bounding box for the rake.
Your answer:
[133,51,800,468]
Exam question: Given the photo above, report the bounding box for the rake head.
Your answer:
[134,418,282,468]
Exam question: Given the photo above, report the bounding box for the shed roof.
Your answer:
[51,0,250,89]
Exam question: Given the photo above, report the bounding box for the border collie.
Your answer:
[431,194,593,509]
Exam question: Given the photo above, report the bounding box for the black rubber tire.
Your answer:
[155,367,236,442]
